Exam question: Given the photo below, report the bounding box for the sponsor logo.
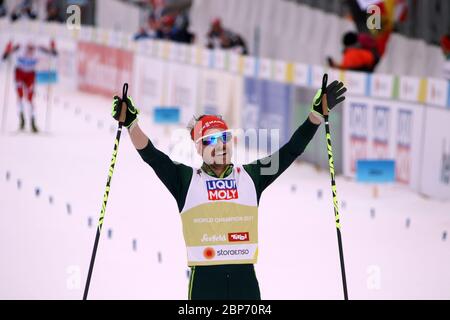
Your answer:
[228,232,249,242]
[217,248,250,257]
[206,179,238,200]
[201,234,227,243]
[203,247,216,260]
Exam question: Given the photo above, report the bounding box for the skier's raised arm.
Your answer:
[243,80,347,199]
[38,39,58,57]
[2,41,19,60]
[111,95,192,211]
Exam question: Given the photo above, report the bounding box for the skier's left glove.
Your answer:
[311,80,347,119]
[111,95,139,129]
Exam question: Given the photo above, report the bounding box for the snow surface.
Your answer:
[0,73,449,300]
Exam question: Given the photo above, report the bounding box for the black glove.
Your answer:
[111,95,139,128]
[311,80,347,118]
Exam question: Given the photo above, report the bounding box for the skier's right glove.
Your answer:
[111,95,139,129]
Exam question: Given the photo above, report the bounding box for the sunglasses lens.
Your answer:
[201,132,232,146]
[202,135,217,146]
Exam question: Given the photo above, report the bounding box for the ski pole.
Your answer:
[1,58,12,133]
[321,73,349,300]
[83,83,128,300]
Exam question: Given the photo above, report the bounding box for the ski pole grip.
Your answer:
[119,83,128,123]
[321,74,329,117]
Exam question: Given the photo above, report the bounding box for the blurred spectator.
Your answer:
[327,31,376,72]
[207,18,248,55]
[10,0,37,22]
[441,34,450,81]
[134,10,194,44]
[155,13,194,43]
[344,0,409,67]
[358,32,381,68]
[46,0,63,23]
[0,0,6,18]
[134,26,155,41]
[156,14,176,39]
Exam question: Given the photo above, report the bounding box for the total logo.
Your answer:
[206,179,238,200]
[228,232,249,242]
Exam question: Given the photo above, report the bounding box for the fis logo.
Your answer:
[228,232,249,242]
[206,180,238,200]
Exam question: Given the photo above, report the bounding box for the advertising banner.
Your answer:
[133,55,167,114]
[197,69,242,129]
[343,97,424,190]
[166,63,199,125]
[419,107,450,200]
[77,41,134,97]
[243,77,292,151]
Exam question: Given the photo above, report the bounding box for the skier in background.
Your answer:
[2,39,58,133]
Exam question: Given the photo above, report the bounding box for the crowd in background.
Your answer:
[0,0,63,22]
[132,0,248,55]
[1,0,449,77]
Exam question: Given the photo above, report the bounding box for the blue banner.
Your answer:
[36,70,58,84]
[243,77,292,148]
[357,159,395,183]
[153,107,180,124]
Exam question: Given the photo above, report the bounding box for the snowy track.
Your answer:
[1,78,449,299]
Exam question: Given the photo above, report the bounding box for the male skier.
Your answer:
[111,80,346,299]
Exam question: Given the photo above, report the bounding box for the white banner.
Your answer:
[399,76,421,102]
[420,107,450,200]
[197,69,243,129]
[166,63,199,125]
[344,70,367,96]
[53,38,77,90]
[133,55,166,112]
[371,73,394,99]
[343,97,425,190]
[426,78,448,108]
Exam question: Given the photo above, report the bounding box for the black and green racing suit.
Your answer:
[137,118,319,300]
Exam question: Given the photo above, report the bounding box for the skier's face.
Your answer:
[26,45,35,56]
[197,128,233,166]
